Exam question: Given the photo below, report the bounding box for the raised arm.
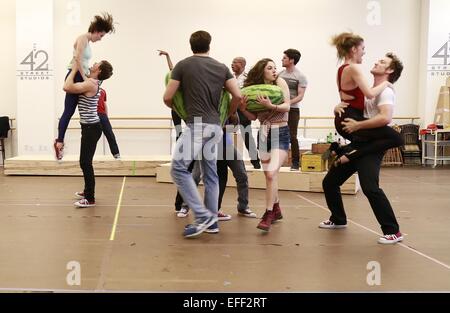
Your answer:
[73,35,89,80]
[158,50,174,71]
[350,64,389,99]
[63,63,96,95]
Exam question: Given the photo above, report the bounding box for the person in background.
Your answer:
[279,49,308,171]
[232,57,261,169]
[97,88,120,159]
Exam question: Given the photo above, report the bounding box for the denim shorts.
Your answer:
[258,125,290,153]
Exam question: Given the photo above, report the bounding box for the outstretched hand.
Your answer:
[157,50,169,56]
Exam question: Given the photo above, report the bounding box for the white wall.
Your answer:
[421,0,450,126]
[3,0,426,157]
[0,0,17,159]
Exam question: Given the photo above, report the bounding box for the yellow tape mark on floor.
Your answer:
[109,176,126,241]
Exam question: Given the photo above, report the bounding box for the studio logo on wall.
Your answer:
[428,34,450,77]
[17,43,53,81]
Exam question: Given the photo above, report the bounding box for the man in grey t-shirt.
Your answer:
[279,48,308,170]
[163,30,242,238]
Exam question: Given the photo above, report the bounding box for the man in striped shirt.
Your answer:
[63,60,113,208]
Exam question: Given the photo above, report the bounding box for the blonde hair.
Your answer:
[331,32,364,60]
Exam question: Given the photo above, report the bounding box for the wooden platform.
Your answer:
[156,163,360,195]
[4,155,172,176]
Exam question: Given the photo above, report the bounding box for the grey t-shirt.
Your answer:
[171,55,233,124]
[279,68,308,109]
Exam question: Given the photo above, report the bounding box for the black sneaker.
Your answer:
[251,160,261,169]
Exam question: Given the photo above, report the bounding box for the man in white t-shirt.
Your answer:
[279,49,308,170]
[319,53,405,245]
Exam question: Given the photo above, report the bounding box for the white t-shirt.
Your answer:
[278,68,308,109]
[364,86,395,125]
[235,72,247,89]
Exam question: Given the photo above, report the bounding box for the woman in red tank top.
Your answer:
[329,32,393,165]
[331,32,390,140]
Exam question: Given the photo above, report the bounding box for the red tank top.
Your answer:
[337,64,365,111]
[97,88,106,114]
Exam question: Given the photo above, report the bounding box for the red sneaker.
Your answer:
[257,209,274,231]
[53,140,64,160]
[378,232,403,244]
[272,202,283,221]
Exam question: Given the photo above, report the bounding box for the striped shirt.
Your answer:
[257,110,288,137]
[78,85,100,124]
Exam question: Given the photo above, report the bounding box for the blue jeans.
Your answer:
[258,125,290,153]
[98,113,120,156]
[171,123,223,220]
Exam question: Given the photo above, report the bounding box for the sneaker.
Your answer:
[377,232,403,244]
[272,202,283,221]
[113,154,121,159]
[318,220,347,229]
[74,198,96,208]
[218,211,232,221]
[251,160,261,169]
[257,209,275,231]
[74,191,84,199]
[204,222,219,234]
[183,215,218,238]
[290,163,299,171]
[177,207,189,218]
[238,208,257,218]
[53,140,64,160]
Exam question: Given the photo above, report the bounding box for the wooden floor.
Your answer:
[0,166,449,292]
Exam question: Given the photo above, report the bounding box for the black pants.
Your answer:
[216,135,249,212]
[322,150,400,235]
[171,110,182,141]
[334,107,404,160]
[80,123,102,202]
[98,113,120,156]
[237,109,260,164]
[288,108,300,165]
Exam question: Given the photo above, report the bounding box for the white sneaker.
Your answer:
[238,208,257,218]
[74,191,84,199]
[218,211,232,221]
[74,198,96,208]
[378,232,403,244]
[177,207,189,218]
[318,220,347,229]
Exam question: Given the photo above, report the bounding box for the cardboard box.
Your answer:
[311,143,331,154]
[434,86,450,128]
[301,152,326,172]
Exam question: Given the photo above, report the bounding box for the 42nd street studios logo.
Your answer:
[428,34,450,77]
[17,43,53,81]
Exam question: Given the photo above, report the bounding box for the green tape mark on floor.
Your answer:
[132,160,136,176]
